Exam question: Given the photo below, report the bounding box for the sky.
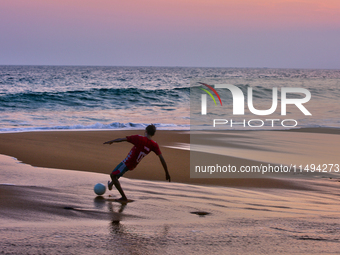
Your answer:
[0,0,339,69]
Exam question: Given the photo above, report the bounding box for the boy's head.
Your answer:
[145,124,156,136]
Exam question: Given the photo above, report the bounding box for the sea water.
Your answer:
[0,66,339,132]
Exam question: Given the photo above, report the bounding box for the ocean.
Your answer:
[0,65,339,132]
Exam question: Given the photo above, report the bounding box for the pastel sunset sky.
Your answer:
[1,0,339,68]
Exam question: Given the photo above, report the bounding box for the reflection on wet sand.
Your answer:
[1,155,340,254]
[107,201,171,255]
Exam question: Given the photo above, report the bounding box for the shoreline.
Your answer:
[0,126,339,135]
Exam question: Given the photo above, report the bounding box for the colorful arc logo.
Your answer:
[199,82,223,106]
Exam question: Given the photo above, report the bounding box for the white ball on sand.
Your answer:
[94,183,106,196]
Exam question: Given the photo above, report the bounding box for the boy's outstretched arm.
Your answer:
[103,138,127,145]
[159,154,171,182]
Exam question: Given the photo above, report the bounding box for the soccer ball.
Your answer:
[94,183,106,196]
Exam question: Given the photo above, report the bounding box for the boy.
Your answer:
[104,124,170,202]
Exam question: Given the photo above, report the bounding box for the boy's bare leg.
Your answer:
[109,175,128,201]
[108,172,117,191]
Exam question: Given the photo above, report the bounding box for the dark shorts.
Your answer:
[111,162,129,179]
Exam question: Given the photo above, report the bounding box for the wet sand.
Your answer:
[1,154,340,254]
[1,129,340,254]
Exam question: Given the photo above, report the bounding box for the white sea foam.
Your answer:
[0,66,339,132]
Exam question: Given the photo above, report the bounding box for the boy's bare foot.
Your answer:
[108,181,113,190]
[112,197,133,203]
[116,197,128,202]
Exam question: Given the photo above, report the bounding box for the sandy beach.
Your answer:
[2,0,340,253]
[1,129,340,254]
[0,128,339,187]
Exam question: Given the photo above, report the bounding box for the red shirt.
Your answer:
[122,135,162,170]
